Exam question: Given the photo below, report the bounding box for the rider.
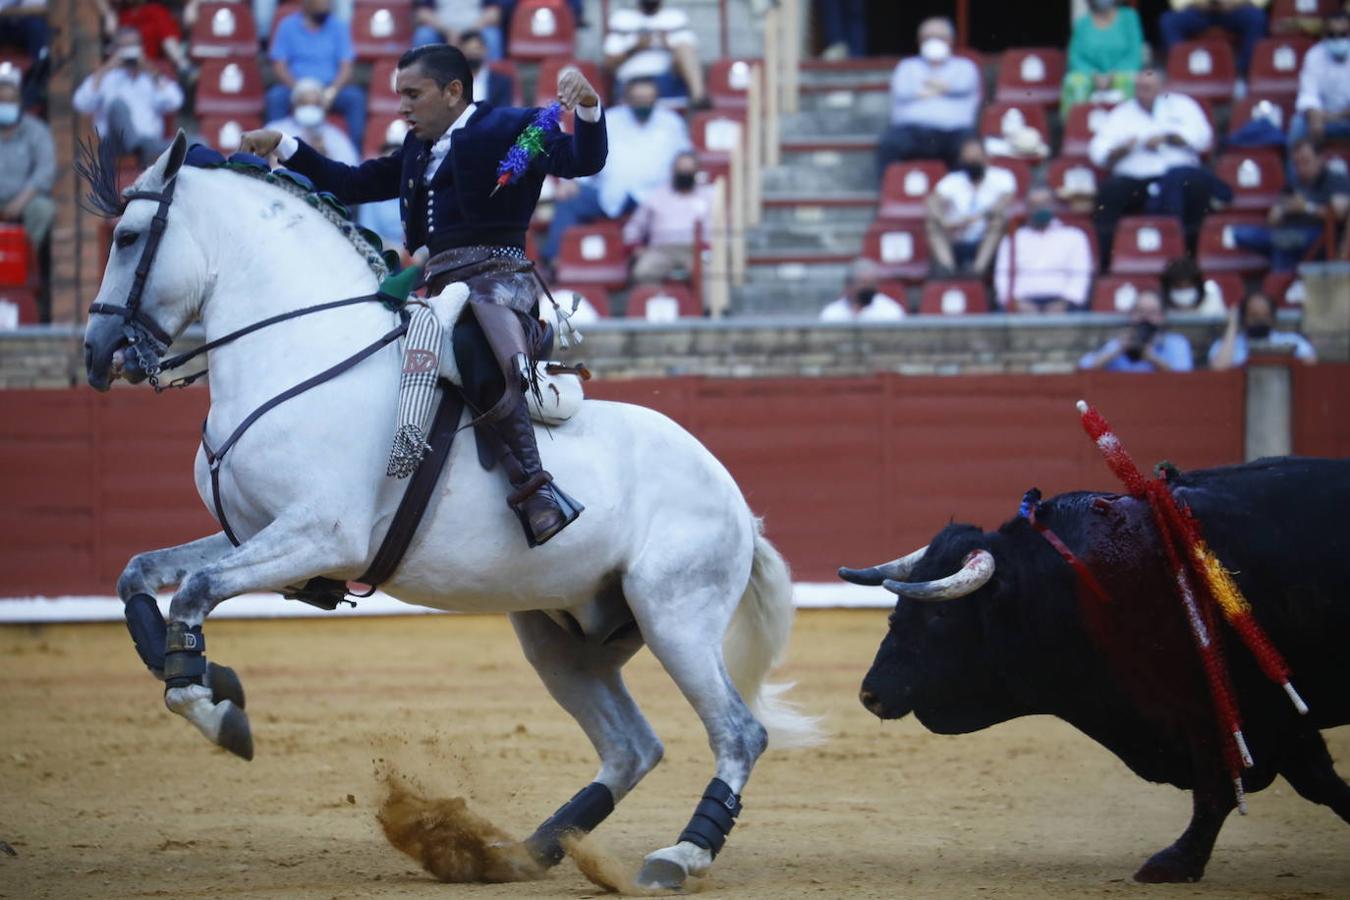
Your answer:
[240,45,605,547]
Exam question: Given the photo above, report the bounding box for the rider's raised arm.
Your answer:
[541,105,607,180]
[282,138,404,205]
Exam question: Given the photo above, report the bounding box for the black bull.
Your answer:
[844,457,1350,883]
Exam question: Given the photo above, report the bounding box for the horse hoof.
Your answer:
[206,662,245,709]
[636,856,687,891]
[217,701,254,761]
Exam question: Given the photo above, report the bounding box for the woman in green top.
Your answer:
[1062,0,1145,116]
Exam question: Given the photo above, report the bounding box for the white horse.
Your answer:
[81,134,819,889]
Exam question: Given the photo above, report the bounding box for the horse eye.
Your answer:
[115,231,140,249]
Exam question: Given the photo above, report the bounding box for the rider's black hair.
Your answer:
[396,44,472,94]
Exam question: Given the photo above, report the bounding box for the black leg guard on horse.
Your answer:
[677,778,742,858]
[524,782,616,867]
[125,593,167,678]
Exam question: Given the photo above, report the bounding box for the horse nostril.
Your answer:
[859,688,882,715]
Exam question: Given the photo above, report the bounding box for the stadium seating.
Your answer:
[1227,96,1294,138]
[555,285,612,317]
[1249,37,1315,102]
[1262,270,1305,306]
[878,161,945,221]
[1090,274,1162,313]
[1215,150,1285,211]
[690,110,747,165]
[0,286,38,328]
[1166,39,1237,102]
[508,0,577,61]
[351,1,413,60]
[1110,216,1185,274]
[190,2,259,59]
[994,48,1066,107]
[918,279,988,315]
[368,58,400,113]
[989,156,1033,205]
[533,57,603,106]
[863,220,929,281]
[0,225,28,287]
[361,112,407,158]
[195,57,264,116]
[707,58,761,110]
[197,114,262,153]
[1197,213,1273,274]
[1061,103,1112,159]
[1046,158,1101,204]
[628,282,702,320]
[555,222,629,288]
[978,101,1050,152]
[1271,0,1340,33]
[1204,272,1247,308]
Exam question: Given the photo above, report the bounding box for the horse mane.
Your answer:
[74,134,390,280]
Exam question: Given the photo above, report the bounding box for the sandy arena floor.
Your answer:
[2,609,1348,899]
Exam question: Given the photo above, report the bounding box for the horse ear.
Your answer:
[163,129,189,183]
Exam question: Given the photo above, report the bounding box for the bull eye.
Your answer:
[115,230,140,249]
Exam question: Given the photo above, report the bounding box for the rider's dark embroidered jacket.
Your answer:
[284,103,607,255]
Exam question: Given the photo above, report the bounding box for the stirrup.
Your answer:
[508,475,584,547]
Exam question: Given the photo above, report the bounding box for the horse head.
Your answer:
[84,130,209,391]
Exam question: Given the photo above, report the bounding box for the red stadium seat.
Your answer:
[555,285,612,317]
[918,279,988,315]
[994,47,1066,107]
[368,57,400,113]
[190,2,259,59]
[1271,0,1340,34]
[690,110,747,165]
[0,224,28,287]
[988,156,1033,205]
[1204,272,1247,309]
[351,1,413,60]
[1091,274,1162,313]
[978,101,1050,146]
[1249,37,1315,101]
[1110,216,1185,275]
[628,282,702,321]
[555,222,629,288]
[1166,39,1236,102]
[1262,270,1306,307]
[507,0,577,61]
[707,58,761,110]
[533,57,603,105]
[878,161,946,221]
[488,59,524,106]
[1215,150,1285,211]
[196,113,262,153]
[1061,103,1112,159]
[1197,213,1271,274]
[1047,158,1101,203]
[194,57,263,116]
[1227,96,1294,137]
[863,220,929,281]
[362,113,408,158]
[0,285,38,327]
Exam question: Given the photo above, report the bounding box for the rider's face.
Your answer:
[395,63,465,142]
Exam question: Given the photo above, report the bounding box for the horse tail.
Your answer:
[723,518,823,749]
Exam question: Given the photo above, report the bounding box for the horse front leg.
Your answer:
[158,522,361,761]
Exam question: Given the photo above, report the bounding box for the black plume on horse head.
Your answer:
[74,134,127,219]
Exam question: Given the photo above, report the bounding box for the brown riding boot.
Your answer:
[494,396,583,546]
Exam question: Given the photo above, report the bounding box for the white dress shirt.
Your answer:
[819,292,906,322]
[592,103,690,218]
[1296,41,1350,115]
[933,166,1018,243]
[72,66,184,142]
[603,8,697,83]
[1088,93,1212,180]
[993,220,1093,308]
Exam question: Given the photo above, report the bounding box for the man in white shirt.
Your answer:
[603,0,707,107]
[819,258,906,323]
[993,186,1093,313]
[264,78,358,166]
[541,76,691,266]
[1088,67,1222,269]
[1287,12,1350,168]
[72,26,183,164]
[925,136,1016,276]
[876,17,981,176]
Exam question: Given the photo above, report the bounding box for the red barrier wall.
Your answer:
[2,368,1346,597]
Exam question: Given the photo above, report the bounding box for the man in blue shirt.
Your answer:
[1079,290,1195,372]
[266,0,366,147]
[1209,289,1318,369]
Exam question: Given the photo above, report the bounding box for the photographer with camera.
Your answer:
[72,26,182,164]
[1078,289,1194,372]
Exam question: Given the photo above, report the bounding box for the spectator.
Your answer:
[540,77,690,265]
[458,29,512,106]
[818,0,865,60]
[993,185,1093,313]
[97,0,189,77]
[265,77,358,165]
[819,258,906,322]
[413,0,503,60]
[1079,289,1194,372]
[1288,12,1350,162]
[622,151,711,284]
[1088,67,1223,268]
[1209,289,1317,368]
[0,62,53,260]
[1159,255,1226,314]
[876,16,980,175]
[73,27,184,164]
[267,0,365,147]
[0,0,49,68]
[603,0,707,107]
[1160,0,1268,77]
[925,136,1015,277]
[1061,0,1144,115]
[1231,138,1350,272]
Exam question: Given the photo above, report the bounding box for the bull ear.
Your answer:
[163,129,189,183]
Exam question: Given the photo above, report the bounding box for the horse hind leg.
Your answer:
[509,610,663,867]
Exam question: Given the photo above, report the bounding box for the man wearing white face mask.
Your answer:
[876,17,981,177]
[0,62,54,261]
[264,78,358,166]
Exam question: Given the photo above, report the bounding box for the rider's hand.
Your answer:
[239,128,284,157]
[557,67,600,111]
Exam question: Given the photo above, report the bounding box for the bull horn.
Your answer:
[838,546,928,586]
[882,550,995,602]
